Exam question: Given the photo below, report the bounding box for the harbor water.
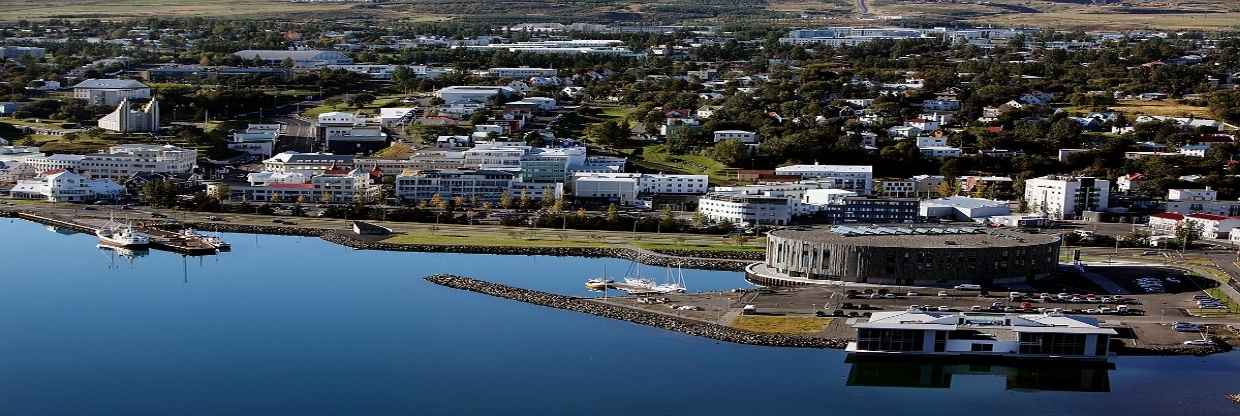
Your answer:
[1,218,1237,415]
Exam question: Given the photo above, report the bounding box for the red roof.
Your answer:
[43,168,67,175]
[1152,212,1184,220]
[270,183,314,189]
[1186,213,1230,221]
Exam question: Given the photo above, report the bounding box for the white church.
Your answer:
[99,98,160,133]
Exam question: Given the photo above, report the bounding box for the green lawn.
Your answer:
[636,144,735,185]
[302,94,407,118]
[382,230,608,248]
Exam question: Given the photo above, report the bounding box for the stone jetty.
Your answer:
[424,274,849,349]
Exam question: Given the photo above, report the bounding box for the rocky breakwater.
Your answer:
[323,231,750,271]
[424,274,848,349]
[177,221,325,237]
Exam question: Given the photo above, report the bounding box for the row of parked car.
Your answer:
[1194,294,1229,310]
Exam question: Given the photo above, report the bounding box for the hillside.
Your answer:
[0,0,1237,30]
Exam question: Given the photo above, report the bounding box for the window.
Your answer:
[970,343,994,352]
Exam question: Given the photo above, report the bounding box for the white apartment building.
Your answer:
[774,164,873,194]
[574,175,640,203]
[9,169,123,202]
[919,146,962,158]
[572,172,709,201]
[1163,187,1240,216]
[484,67,558,78]
[394,169,516,202]
[23,144,196,181]
[228,124,281,157]
[1023,176,1110,220]
[211,167,378,203]
[698,192,795,227]
[915,136,947,147]
[876,179,915,198]
[263,152,355,174]
[713,130,758,143]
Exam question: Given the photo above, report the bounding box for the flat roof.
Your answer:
[770,225,1058,248]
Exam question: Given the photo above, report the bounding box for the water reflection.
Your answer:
[846,357,1112,392]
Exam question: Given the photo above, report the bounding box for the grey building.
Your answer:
[820,197,920,224]
[760,225,1061,286]
[231,50,353,68]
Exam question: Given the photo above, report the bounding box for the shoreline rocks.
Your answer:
[424,274,849,349]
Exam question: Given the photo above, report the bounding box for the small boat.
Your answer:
[97,223,150,248]
[181,228,230,250]
[585,278,614,290]
[586,265,613,291]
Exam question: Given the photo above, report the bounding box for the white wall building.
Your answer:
[72,79,150,106]
[9,169,123,202]
[1023,176,1110,220]
[774,164,872,194]
[435,86,516,105]
[920,196,1011,221]
[98,99,159,133]
[263,152,355,174]
[713,130,758,143]
[698,192,795,227]
[484,67,558,78]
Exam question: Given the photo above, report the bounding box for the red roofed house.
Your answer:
[1149,211,1240,238]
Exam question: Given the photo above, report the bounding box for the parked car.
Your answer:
[1183,339,1214,346]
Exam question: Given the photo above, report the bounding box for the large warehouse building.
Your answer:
[754,225,1060,286]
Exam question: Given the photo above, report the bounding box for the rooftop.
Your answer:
[770,225,1058,248]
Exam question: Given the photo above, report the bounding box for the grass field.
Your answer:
[632,144,735,185]
[1109,100,1215,119]
[301,95,407,118]
[732,315,832,334]
[379,223,765,252]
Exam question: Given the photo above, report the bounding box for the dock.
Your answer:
[17,212,220,255]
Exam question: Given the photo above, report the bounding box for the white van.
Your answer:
[954,284,982,291]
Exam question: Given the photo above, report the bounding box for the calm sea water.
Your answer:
[1,218,1237,415]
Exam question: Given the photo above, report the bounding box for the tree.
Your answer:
[348,93,376,108]
[708,139,748,166]
[518,189,530,209]
[548,197,564,216]
[936,179,957,197]
[430,193,445,210]
[1175,220,1204,249]
[499,191,513,209]
[606,203,619,224]
[659,206,676,231]
[691,211,707,228]
[584,120,631,146]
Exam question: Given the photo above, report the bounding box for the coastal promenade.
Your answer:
[0,200,762,267]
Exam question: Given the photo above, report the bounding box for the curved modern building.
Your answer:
[759,225,1061,286]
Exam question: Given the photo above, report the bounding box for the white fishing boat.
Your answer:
[96,223,150,248]
[96,243,149,259]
